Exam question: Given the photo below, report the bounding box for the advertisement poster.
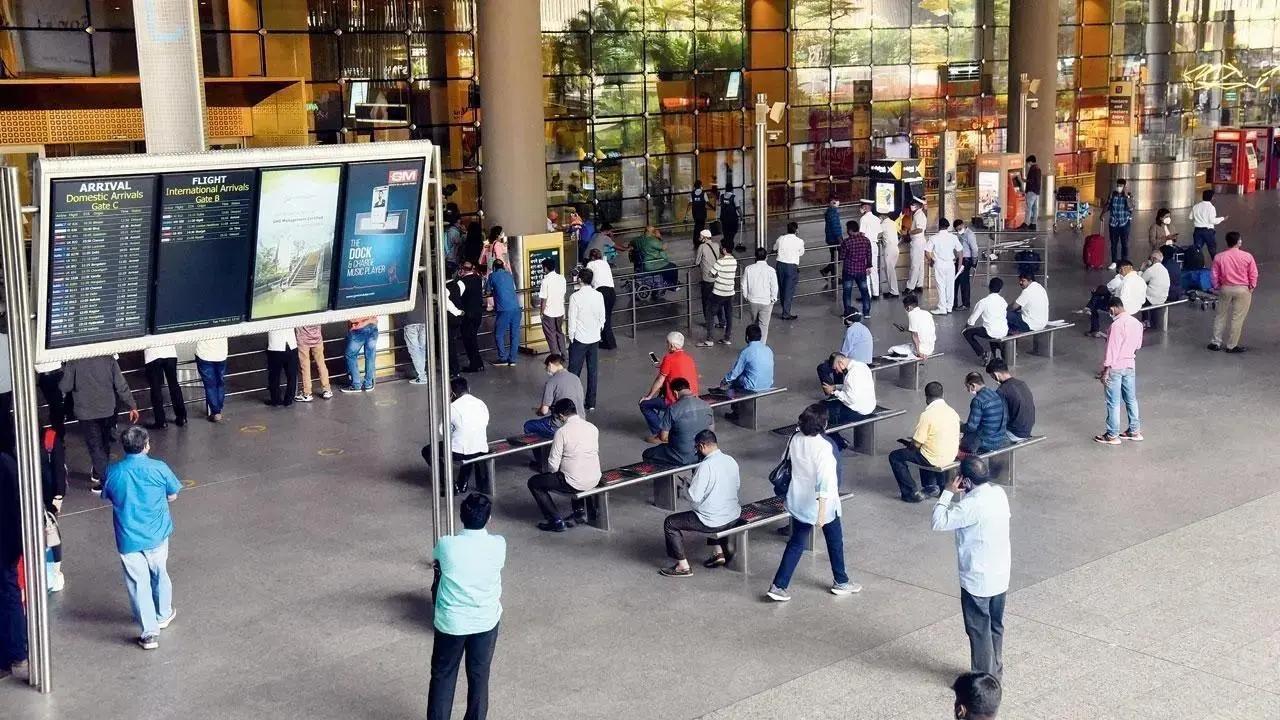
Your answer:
[334,159,425,309]
[874,182,895,215]
[977,171,1000,217]
[251,166,342,319]
[1214,142,1237,183]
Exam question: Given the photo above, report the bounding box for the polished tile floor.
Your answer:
[3,193,1278,719]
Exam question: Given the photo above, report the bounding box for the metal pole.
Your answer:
[1018,73,1028,157]
[1,166,51,692]
[428,148,454,541]
[754,93,769,253]
[629,273,637,339]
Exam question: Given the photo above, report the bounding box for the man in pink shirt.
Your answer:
[1095,297,1143,446]
[1207,231,1259,353]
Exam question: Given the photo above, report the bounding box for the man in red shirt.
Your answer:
[1207,231,1259,354]
[639,332,699,442]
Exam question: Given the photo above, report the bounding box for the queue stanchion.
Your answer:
[629,269,638,339]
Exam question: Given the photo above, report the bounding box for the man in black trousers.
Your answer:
[457,261,485,373]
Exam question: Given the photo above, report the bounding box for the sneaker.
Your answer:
[48,569,65,593]
[1206,343,1222,351]
[537,519,566,533]
[1119,431,1144,442]
[89,476,103,495]
[659,565,693,578]
[340,385,363,394]
[295,394,313,403]
[1107,262,1117,270]
[766,585,791,602]
[1225,346,1248,354]
[158,609,177,630]
[320,389,334,400]
[696,340,714,347]
[1094,433,1122,445]
[717,339,731,345]
[409,377,430,385]
[211,413,223,423]
[138,635,159,650]
[830,582,863,596]
[930,308,948,315]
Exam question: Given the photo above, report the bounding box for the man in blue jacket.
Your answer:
[823,199,843,287]
[961,372,1008,454]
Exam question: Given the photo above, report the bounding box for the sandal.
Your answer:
[660,565,693,578]
[702,554,727,569]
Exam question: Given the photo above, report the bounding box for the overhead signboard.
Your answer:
[334,159,424,310]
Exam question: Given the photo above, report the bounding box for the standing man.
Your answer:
[566,267,605,412]
[774,222,805,320]
[402,277,430,386]
[443,273,466,377]
[526,399,601,532]
[822,199,842,287]
[962,278,1009,364]
[642,378,713,467]
[659,430,741,577]
[264,328,300,407]
[1189,188,1226,259]
[457,261,486,373]
[905,196,929,294]
[142,345,187,429]
[888,381,960,502]
[296,324,334,399]
[1207,231,1258,353]
[695,228,720,331]
[448,376,490,494]
[537,257,567,358]
[741,248,778,343]
[60,355,139,491]
[0,453,26,678]
[585,249,618,350]
[701,243,738,347]
[428,493,505,720]
[194,338,228,422]
[341,316,380,392]
[719,185,742,252]
[986,359,1035,443]
[1007,272,1048,334]
[839,220,874,318]
[931,456,1010,679]
[1094,297,1143,446]
[857,199,881,297]
[687,179,711,239]
[1021,154,1042,229]
[926,218,963,315]
[953,219,979,311]
[640,332,699,441]
[101,426,182,650]
[1101,177,1133,270]
[879,211,901,298]
[486,259,522,368]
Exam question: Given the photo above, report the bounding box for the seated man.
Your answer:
[640,332,698,443]
[526,399,601,532]
[1007,271,1048,334]
[887,293,936,359]
[1085,260,1145,338]
[961,372,1008,454]
[821,353,876,450]
[523,353,585,468]
[986,359,1035,443]
[659,430,742,577]
[642,378,713,467]
[448,376,489,495]
[720,324,774,423]
[839,311,873,364]
[1139,247,1170,328]
[888,381,960,503]
[961,278,1009,364]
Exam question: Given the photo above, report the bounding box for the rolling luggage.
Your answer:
[1083,233,1105,269]
[1015,249,1041,278]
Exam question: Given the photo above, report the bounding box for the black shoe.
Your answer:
[454,481,469,495]
[174,417,188,428]
[1206,343,1221,351]
[567,510,587,526]
[462,365,485,373]
[263,399,279,406]
[537,519,566,533]
[1226,346,1248,354]
[902,491,926,503]
[147,422,168,430]
[922,485,942,498]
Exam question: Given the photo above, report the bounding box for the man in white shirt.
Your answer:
[741,248,779,343]
[195,338,229,422]
[448,376,490,495]
[1140,247,1171,328]
[857,199,881,297]
[905,196,929,293]
[1088,260,1146,337]
[143,345,187,429]
[822,353,876,451]
[926,219,963,314]
[585,248,618,350]
[962,278,1009,363]
[1189,188,1226,258]
[888,293,937,359]
[879,213,901,297]
[264,329,299,407]
[773,222,805,319]
[537,258,567,357]
[566,267,606,411]
[931,456,1011,678]
[1007,272,1048,333]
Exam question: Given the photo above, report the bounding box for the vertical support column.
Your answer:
[477,0,546,236]
[131,0,207,153]
[753,94,769,252]
[429,149,455,540]
[1144,0,1174,130]
[1006,0,1058,220]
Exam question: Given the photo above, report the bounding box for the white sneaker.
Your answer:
[830,582,863,596]
[158,608,177,630]
[295,393,313,403]
[1107,262,1116,270]
[320,389,334,400]
[930,308,948,315]
[409,377,430,385]
[48,568,65,593]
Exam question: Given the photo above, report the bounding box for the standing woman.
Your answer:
[766,403,862,602]
[480,226,510,275]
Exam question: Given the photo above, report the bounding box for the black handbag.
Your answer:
[769,433,796,498]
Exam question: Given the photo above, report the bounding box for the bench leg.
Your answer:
[1031,332,1053,358]
[1159,306,1169,333]
[852,423,876,456]
[1006,451,1017,489]
[653,474,679,511]
[897,363,920,391]
[481,459,498,497]
[726,532,749,574]
[585,494,610,530]
[1003,339,1017,368]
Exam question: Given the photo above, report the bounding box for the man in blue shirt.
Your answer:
[429,493,506,720]
[100,426,182,650]
[659,430,741,577]
[485,259,522,367]
[839,311,873,364]
[961,372,1008,454]
[720,324,774,394]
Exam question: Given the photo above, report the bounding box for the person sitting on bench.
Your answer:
[526,399,601,533]
[986,359,1035,443]
[522,353,585,469]
[961,372,1008,454]
[1007,271,1048,334]
[888,381,961,503]
[640,332,698,443]
[1139,247,1170,328]
[642,378,713,467]
[821,353,876,451]
[448,376,489,495]
[1085,260,1145,338]
[839,310,873,364]
[962,278,1009,364]
[659,430,742,578]
[887,293,936,359]
[719,324,774,422]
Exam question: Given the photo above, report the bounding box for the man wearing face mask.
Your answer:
[1100,178,1133,270]
[522,354,586,469]
[658,430,742,577]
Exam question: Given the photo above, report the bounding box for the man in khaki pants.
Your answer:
[1206,231,1259,354]
[295,325,333,401]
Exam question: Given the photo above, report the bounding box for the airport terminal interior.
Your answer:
[3,1,1280,719]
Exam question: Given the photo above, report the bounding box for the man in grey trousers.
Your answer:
[60,355,139,492]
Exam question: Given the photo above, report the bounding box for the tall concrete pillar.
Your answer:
[131,0,207,153]
[1006,0,1059,199]
[477,0,546,236]
[1144,0,1174,130]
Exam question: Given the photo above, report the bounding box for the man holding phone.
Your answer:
[931,456,1010,679]
[639,332,699,442]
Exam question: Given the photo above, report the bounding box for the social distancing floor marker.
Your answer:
[375,398,397,407]
[317,447,345,456]
[239,424,267,434]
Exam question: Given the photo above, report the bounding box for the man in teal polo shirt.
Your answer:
[429,493,506,720]
[101,426,182,650]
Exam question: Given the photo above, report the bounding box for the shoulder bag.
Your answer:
[769,432,796,498]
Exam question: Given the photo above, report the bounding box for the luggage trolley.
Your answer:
[1054,185,1091,230]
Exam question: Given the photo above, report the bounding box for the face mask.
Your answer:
[1115,186,1124,192]
[1162,217,1171,225]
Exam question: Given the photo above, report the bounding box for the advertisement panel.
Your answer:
[251,166,342,320]
[333,159,425,309]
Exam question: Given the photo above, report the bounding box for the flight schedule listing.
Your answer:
[152,170,257,333]
[47,175,156,348]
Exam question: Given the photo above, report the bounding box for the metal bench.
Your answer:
[567,460,699,531]
[1137,297,1189,333]
[771,405,906,456]
[708,493,856,574]
[698,386,788,430]
[921,435,1047,488]
[459,433,554,495]
[997,321,1074,367]
[869,352,944,391]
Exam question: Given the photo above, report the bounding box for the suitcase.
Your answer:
[1182,269,1213,292]
[1083,233,1106,269]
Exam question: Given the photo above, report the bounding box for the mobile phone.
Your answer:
[960,478,974,492]
[893,323,906,333]
[648,352,660,365]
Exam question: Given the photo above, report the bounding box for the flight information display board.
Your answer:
[46,175,156,348]
[250,165,343,320]
[334,159,424,309]
[151,170,257,333]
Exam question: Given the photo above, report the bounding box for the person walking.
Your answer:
[822,199,842,288]
[457,262,486,373]
[719,185,742,251]
[1094,296,1143,445]
[659,430,741,577]
[427,493,505,720]
[585,249,618,350]
[701,244,737,346]
[1101,178,1133,270]
[879,211,901,297]
[926,218,963,314]
[741,249,778,343]
[839,220,874,318]
[194,338,228,422]
[932,457,1010,679]
[402,278,430,385]
[526,399,601,532]
[766,403,861,601]
[1189,188,1226,259]
[142,345,187,429]
[341,316,379,392]
[295,325,333,400]
[264,328,299,407]
[906,196,929,293]
[486,259,522,367]
[101,426,182,650]
[1021,155,1042,229]
[566,268,605,412]
[1207,231,1258,353]
[774,222,805,320]
[0,452,26,679]
[60,355,139,492]
[953,219,979,310]
[695,228,719,333]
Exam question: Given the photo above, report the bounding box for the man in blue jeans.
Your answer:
[101,426,182,650]
[0,453,27,679]
[839,220,874,318]
[486,259,522,367]
[195,338,229,422]
[341,316,379,393]
[1094,297,1144,445]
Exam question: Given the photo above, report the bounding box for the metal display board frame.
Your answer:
[33,141,438,364]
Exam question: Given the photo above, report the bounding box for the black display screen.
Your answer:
[151,170,257,333]
[47,175,156,348]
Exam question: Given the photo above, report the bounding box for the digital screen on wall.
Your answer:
[977,171,1000,217]
[46,175,156,348]
[250,165,342,320]
[333,159,424,309]
[151,170,257,333]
